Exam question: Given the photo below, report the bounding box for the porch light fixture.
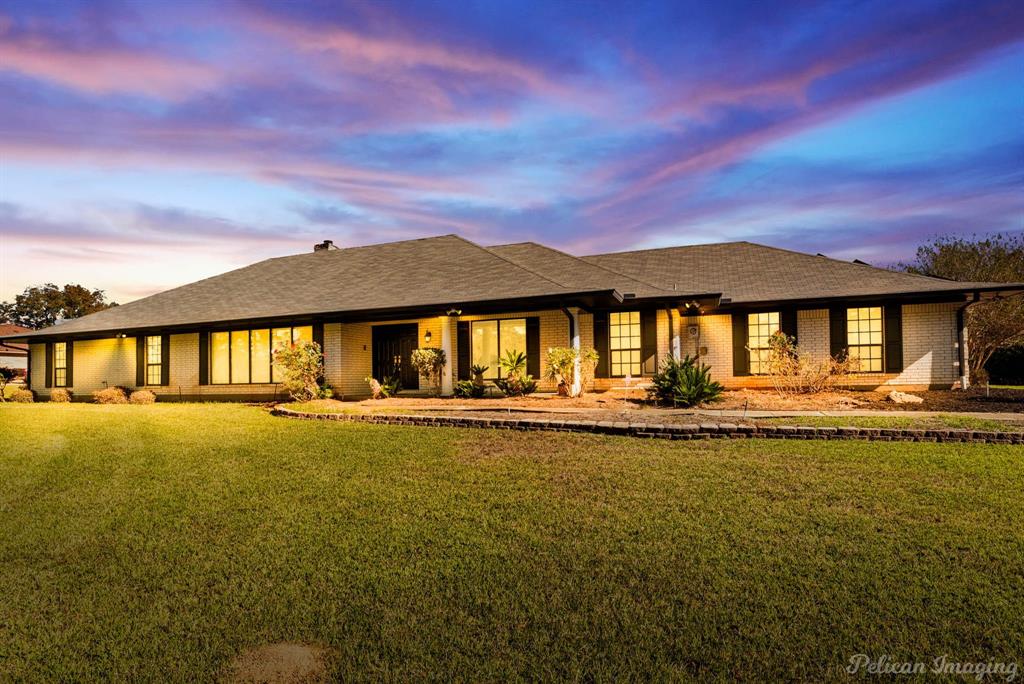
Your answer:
[446,308,462,316]
[424,331,432,343]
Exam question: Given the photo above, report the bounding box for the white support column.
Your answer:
[669,308,682,360]
[440,315,454,396]
[569,307,582,397]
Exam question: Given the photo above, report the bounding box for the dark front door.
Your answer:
[372,324,419,390]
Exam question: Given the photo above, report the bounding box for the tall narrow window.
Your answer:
[53,342,68,387]
[211,332,230,384]
[145,335,162,385]
[609,311,641,377]
[747,312,780,374]
[271,328,292,383]
[250,329,271,384]
[230,331,250,384]
[472,320,499,379]
[847,307,883,372]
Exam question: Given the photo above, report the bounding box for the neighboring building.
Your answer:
[0,324,30,378]
[3,235,1022,400]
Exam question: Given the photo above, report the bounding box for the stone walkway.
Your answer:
[272,406,1023,444]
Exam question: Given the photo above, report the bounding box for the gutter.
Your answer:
[955,293,979,390]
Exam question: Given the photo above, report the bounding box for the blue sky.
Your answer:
[1,0,1021,302]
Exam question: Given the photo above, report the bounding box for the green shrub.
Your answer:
[544,346,599,397]
[274,340,324,402]
[454,380,486,398]
[647,355,724,407]
[0,366,17,400]
[129,390,157,404]
[93,387,129,404]
[11,388,34,403]
[494,349,537,397]
[365,375,401,399]
[410,348,447,396]
[49,388,72,403]
[470,364,489,387]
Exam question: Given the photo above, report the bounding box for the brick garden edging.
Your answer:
[271,406,1024,444]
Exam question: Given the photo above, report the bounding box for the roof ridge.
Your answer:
[515,241,674,294]
[469,241,578,292]
[583,240,751,258]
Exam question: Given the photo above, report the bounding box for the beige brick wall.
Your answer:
[24,302,963,400]
[679,303,961,390]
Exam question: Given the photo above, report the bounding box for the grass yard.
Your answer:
[1,404,1022,681]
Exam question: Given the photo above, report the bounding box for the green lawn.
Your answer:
[2,404,1022,681]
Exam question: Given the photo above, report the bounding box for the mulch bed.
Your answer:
[347,387,1024,414]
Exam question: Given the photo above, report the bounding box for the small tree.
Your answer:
[899,233,1024,381]
[410,347,447,396]
[274,340,324,402]
[544,346,599,397]
[0,367,16,401]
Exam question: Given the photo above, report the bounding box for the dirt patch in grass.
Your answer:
[223,643,331,683]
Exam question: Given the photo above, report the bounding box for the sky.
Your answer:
[1,0,1022,303]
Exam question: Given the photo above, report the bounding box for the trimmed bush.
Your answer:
[49,388,72,403]
[410,348,447,397]
[274,340,324,402]
[93,387,129,404]
[454,379,486,398]
[648,355,724,407]
[129,389,157,404]
[544,346,599,397]
[11,388,34,403]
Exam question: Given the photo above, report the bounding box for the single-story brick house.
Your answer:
[4,235,1022,400]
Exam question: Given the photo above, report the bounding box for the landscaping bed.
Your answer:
[323,386,1024,414]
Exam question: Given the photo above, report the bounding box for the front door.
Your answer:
[372,324,419,390]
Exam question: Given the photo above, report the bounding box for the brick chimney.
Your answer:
[313,240,339,252]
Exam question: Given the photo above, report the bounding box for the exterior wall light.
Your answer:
[424,331,432,343]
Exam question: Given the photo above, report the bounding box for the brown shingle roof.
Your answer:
[10,235,614,338]
[486,242,680,298]
[0,325,29,354]
[4,236,1020,342]
[584,241,1016,304]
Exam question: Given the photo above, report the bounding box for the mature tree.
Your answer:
[0,284,118,329]
[898,234,1024,381]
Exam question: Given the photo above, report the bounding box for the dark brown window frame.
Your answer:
[209,325,311,385]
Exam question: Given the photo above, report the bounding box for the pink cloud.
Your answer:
[0,18,218,99]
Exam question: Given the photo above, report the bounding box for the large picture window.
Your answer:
[609,311,641,377]
[471,318,526,379]
[145,335,162,385]
[53,342,68,387]
[747,311,780,375]
[210,325,312,384]
[847,307,883,372]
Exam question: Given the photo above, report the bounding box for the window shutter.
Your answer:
[312,323,325,382]
[160,334,170,385]
[312,322,324,351]
[731,314,749,376]
[526,317,540,379]
[593,311,609,378]
[65,341,73,388]
[44,342,53,388]
[136,336,146,386]
[884,304,903,373]
[781,309,798,344]
[456,321,470,380]
[640,310,658,375]
[829,307,847,359]
[198,331,209,386]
